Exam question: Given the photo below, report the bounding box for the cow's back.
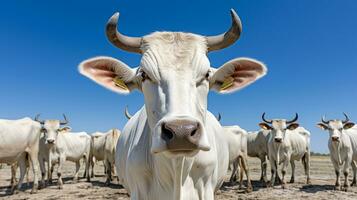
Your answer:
[0,118,41,162]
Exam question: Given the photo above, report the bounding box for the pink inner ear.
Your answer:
[230,61,264,89]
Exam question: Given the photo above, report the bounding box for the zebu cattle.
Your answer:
[0,117,41,194]
[90,131,106,178]
[79,9,267,199]
[36,115,91,189]
[222,125,252,192]
[259,113,311,188]
[103,129,120,185]
[317,113,357,191]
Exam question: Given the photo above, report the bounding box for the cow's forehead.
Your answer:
[328,120,343,129]
[140,32,209,76]
[272,120,287,129]
[44,120,60,129]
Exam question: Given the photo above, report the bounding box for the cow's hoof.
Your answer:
[246,186,253,193]
[73,178,78,183]
[86,178,91,182]
[344,186,351,192]
[306,178,311,185]
[266,182,273,188]
[289,179,295,184]
[58,185,63,190]
[30,189,38,194]
[335,185,341,191]
[351,182,356,187]
[282,183,287,189]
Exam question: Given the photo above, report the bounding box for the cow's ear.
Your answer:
[259,123,272,130]
[59,126,71,133]
[79,56,138,94]
[316,123,328,130]
[343,122,355,130]
[287,123,299,130]
[210,58,267,93]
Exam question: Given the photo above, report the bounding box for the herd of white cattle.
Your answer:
[1,9,357,199]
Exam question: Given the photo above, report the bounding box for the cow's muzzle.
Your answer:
[274,138,283,143]
[161,119,207,152]
[46,139,55,144]
[332,137,340,142]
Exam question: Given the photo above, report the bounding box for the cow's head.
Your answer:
[259,113,299,144]
[317,113,355,143]
[79,10,267,157]
[35,114,69,145]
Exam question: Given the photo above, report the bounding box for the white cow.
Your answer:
[317,113,357,191]
[247,129,270,183]
[79,9,267,199]
[259,113,311,189]
[90,131,106,178]
[36,115,91,189]
[222,125,252,192]
[0,117,41,194]
[103,129,120,185]
[89,129,120,184]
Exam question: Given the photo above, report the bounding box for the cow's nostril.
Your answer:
[190,129,197,137]
[161,124,174,141]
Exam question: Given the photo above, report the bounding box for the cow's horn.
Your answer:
[206,9,242,52]
[216,113,222,122]
[60,114,69,125]
[321,116,329,124]
[262,113,272,124]
[34,114,45,125]
[287,113,299,124]
[124,106,132,120]
[342,112,350,124]
[106,12,142,54]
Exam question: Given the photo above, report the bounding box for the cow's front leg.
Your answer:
[13,156,26,194]
[73,161,80,183]
[28,152,39,194]
[351,161,357,186]
[289,160,295,183]
[281,158,289,189]
[268,158,277,187]
[39,159,46,189]
[343,160,351,191]
[57,156,65,189]
[260,155,268,183]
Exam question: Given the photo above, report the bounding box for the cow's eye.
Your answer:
[139,71,151,82]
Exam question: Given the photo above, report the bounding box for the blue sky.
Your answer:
[0,0,356,153]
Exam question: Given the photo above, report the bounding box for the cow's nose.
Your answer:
[332,137,339,142]
[47,139,55,144]
[161,119,201,151]
[275,138,282,143]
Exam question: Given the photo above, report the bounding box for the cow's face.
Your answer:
[259,113,299,144]
[317,117,355,143]
[79,11,267,157]
[41,121,70,145]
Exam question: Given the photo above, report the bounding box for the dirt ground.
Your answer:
[1,156,357,200]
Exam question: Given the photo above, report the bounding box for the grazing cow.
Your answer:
[259,113,311,189]
[79,9,267,199]
[246,129,270,183]
[0,117,41,194]
[36,115,91,189]
[317,113,357,191]
[222,125,252,192]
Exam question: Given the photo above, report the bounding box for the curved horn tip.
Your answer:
[229,9,242,29]
[108,12,120,24]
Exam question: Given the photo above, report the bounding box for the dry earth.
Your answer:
[1,156,357,199]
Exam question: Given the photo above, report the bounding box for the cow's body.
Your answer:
[247,130,270,182]
[116,107,229,200]
[0,117,41,193]
[222,125,252,191]
[267,126,310,187]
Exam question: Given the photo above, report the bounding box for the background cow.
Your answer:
[317,113,357,191]
[90,131,106,178]
[0,117,41,194]
[79,9,267,199]
[247,129,271,183]
[36,115,91,189]
[259,113,311,189]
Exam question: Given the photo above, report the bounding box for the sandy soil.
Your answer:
[1,156,357,200]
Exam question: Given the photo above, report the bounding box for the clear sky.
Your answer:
[0,0,356,153]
